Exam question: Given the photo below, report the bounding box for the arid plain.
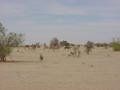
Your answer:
[0,47,120,90]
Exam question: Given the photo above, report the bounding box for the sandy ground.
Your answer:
[0,47,120,90]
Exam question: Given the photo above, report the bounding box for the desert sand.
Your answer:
[0,47,120,90]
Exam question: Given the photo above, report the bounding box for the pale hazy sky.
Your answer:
[0,0,120,44]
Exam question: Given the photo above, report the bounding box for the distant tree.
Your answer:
[85,41,94,54]
[60,40,71,49]
[0,22,24,62]
[7,32,24,47]
[50,37,59,49]
[95,42,109,49]
[35,42,40,48]
[95,43,102,47]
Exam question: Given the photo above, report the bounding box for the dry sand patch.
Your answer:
[0,48,120,90]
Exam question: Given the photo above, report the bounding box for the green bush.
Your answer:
[60,40,70,47]
[0,22,24,62]
[0,46,12,56]
[112,42,120,51]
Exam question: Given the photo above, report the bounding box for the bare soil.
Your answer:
[0,47,120,90]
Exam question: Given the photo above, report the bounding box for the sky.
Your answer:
[0,0,120,44]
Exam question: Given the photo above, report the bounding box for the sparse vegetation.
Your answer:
[0,22,24,62]
[95,43,109,49]
[60,40,72,49]
[60,40,70,47]
[85,41,94,54]
[50,37,59,49]
[112,42,120,51]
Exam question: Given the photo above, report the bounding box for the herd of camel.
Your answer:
[15,41,110,62]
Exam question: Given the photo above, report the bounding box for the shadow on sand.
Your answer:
[0,60,42,63]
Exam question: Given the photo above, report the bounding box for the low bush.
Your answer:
[112,42,120,51]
